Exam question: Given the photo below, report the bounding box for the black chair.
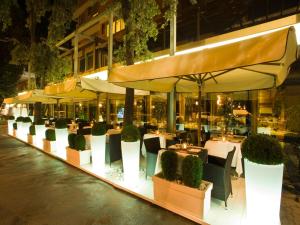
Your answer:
[203,147,236,208]
[144,137,161,178]
[138,126,147,153]
[77,128,91,135]
[105,133,123,168]
[198,149,208,163]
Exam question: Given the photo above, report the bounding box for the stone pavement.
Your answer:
[0,126,196,225]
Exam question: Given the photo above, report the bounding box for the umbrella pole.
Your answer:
[197,84,202,146]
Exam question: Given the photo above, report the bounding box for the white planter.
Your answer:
[152,175,213,220]
[16,122,23,139]
[7,120,14,135]
[91,135,106,170]
[21,122,31,141]
[43,139,56,153]
[55,128,68,159]
[66,147,91,166]
[121,140,140,184]
[244,159,283,225]
[35,125,46,149]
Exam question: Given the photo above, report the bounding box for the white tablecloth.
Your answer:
[204,140,243,176]
[141,133,174,157]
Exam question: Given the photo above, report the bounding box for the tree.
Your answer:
[0,64,22,99]
[109,0,175,125]
[0,0,75,89]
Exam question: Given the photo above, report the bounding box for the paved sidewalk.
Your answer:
[0,127,196,225]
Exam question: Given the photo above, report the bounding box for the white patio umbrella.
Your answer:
[109,27,298,145]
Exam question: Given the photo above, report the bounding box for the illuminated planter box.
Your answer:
[22,122,31,142]
[66,147,91,166]
[16,122,23,139]
[35,125,46,149]
[27,134,36,145]
[121,140,140,184]
[7,120,14,135]
[152,175,212,220]
[43,139,56,153]
[55,128,68,159]
[91,135,106,170]
[245,159,283,225]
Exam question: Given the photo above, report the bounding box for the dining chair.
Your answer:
[105,133,123,169]
[144,137,161,178]
[203,147,236,208]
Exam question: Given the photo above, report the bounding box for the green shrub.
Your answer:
[68,133,77,149]
[55,118,67,129]
[242,134,284,165]
[161,150,178,181]
[75,134,86,151]
[45,129,56,141]
[35,119,45,125]
[91,122,106,136]
[29,125,36,135]
[13,122,17,130]
[182,155,203,188]
[121,125,140,142]
[23,117,32,123]
[8,116,15,120]
[16,117,24,122]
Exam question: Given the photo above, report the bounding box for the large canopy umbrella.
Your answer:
[44,78,97,102]
[109,27,298,145]
[81,77,149,121]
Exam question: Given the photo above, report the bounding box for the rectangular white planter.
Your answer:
[66,147,91,166]
[7,120,14,135]
[152,175,212,220]
[43,139,56,153]
[245,159,283,225]
[91,135,106,170]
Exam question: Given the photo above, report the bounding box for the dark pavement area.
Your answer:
[0,125,197,225]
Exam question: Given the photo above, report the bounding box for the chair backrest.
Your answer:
[225,147,236,171]
[109,133,122,162]
[198,149,208,163]
[144,137,161,154]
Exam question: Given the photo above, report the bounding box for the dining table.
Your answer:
[204,138,244,176]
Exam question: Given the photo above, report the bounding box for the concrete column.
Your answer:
[96,92,100,122]
[167,1,177,133]
[179,94,185,120]
[74,35,79,77]
[167,88,176,133]
[108,11,113,74]
[86,101,90,120]
[251,90,258,134]
[106,95,110,124]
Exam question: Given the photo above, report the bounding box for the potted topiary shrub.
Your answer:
[27,125,36,145]
[91,122,107,170]
[13,122,17,137]
[152,151,213,220]
[16,116,24,139]
[121,125,141,184]
[66,134,91,166]
[55,118,68,159]
[43,129,56,153]
[35,119,46,149]
[242,134,284,225]
[21,117,32,142]
[7,115,15,135]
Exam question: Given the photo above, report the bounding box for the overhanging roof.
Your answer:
[109,27,298,93]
